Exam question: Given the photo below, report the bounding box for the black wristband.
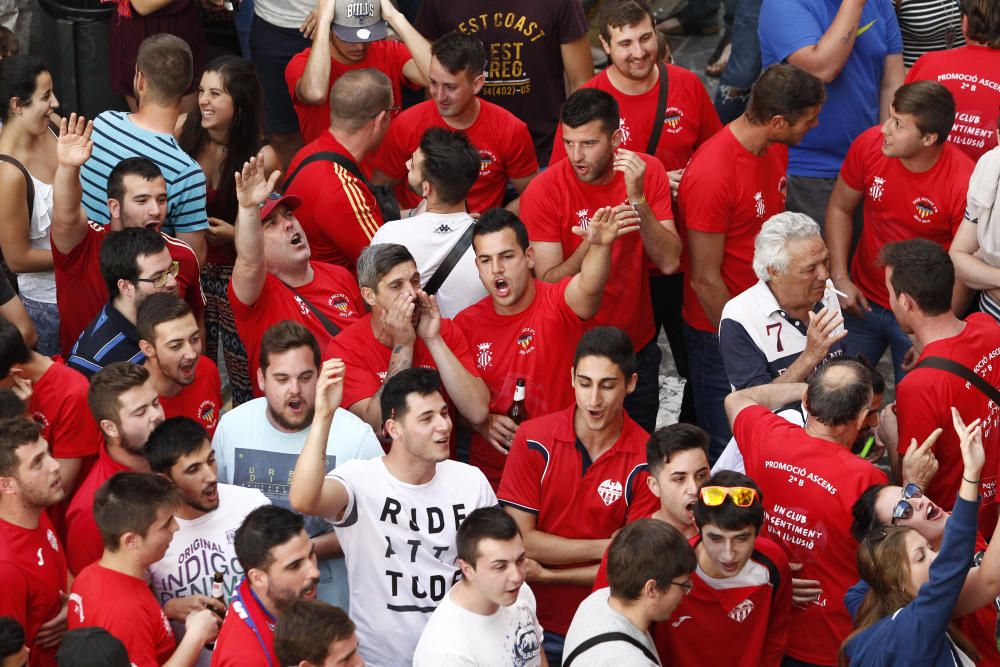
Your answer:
[963,475,980,484]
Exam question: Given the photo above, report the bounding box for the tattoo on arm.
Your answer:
[374,345,414,403]
[841,27,855,45]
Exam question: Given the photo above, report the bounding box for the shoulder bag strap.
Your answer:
[0,154,34,222]
[913,356,1000,405]
[280,281,342,338]
[644,62,670,156]
[423,222,476,296]
[283,150,399,221]
[563,631,660,667]
[283,151,348,190]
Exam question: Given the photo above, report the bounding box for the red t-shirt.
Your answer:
[372,98,539,212]
[68,564,175,667]
[841,125,974,309]
[453,279,585,488]
[285,40,414,145]
[284,133,384,270]
[678,126,788,332]
[158,355,223,439]
[896,313,1000,534]
[229,261,363,396]
[497,405,658,635]
[519,154,673,350]
[52,224,205,356]
[210,579,278,667]
[64,447,130,575]
[0,513,67,667]
[734,405,887,665]
[906,45,1000,162]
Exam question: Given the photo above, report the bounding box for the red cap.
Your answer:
[259,192,302,221]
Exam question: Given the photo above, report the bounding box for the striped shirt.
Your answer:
[80,111,208,234]
[896,0,965,67]
[67,303,145,378]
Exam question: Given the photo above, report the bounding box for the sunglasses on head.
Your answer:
[699,486,758,507]
[864,524,904,563]
[891,483,923,525]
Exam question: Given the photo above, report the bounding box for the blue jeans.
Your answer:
[545,631,565,667]
[623,337,663,433]
[21,296,59,357]
[713,0,763,123]
[683,323,731,464]
[843,300,912,383]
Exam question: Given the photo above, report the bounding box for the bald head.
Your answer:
[805,359,872,427]
[329,69,393,133]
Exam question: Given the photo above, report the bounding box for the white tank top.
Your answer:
[16,173,57,304]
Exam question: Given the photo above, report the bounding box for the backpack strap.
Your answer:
[644,62,670,156]
[913,356,1000,405]
[0,154,34,222]
[422,223,476,296]
[751,548,782,602]
[284,150,399,221]
[563,631,660,667]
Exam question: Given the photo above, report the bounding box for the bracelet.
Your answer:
[629,194,646,210]
[963,475,980,484]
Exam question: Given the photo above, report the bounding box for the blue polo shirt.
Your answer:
[67,304,146,378]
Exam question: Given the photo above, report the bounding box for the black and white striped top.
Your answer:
[896,0,966,67]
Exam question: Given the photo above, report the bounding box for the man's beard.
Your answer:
[266,403,315,432]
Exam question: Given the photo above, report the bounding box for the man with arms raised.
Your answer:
[289,366,496,666]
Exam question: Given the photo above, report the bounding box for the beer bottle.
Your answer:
[507,378,528,425]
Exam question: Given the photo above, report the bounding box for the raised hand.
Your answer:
[315,358,346,419]
[612,148,647,201]
[571,206,615,246]
[235,153,281,210]
[901,427,941,489]
[415,291,442,342]
[381,291,417,346]
[952,407,984,479]
[803,307,848,363]
[56,114,94,168]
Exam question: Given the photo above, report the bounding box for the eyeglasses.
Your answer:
[134,260,179,289]
[372,105,402,119]
[891,483,923,525]
[864,525,902,564]
[700,486,759,507]
[669,578,693,595]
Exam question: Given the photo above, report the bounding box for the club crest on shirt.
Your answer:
[476,342,494,369]
[597,479,623,506]
[377,371,388,383]
[516,328,536,356]
[327,293,356,317]
[293,295,310,318]
[869,176,886,201]
[729,599,755,622]
[69,593,84,622]
[575,208,591,230]
[32,411,50,432]
[226,528,237,545]
[618,118,632,145]
[198,400,218,428]
[663,107,684,134]
[479,149,498,177]
[912,197,939,223]
[47,528,59,552]
[753,192,765,218]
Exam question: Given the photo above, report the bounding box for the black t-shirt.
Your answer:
[416,0,587,165]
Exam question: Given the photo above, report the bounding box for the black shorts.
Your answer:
[249,14,310,135]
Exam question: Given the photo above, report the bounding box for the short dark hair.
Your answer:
[0,54,45,124]
[93,471,181,551]
[430,31,487,77]
[0,418,42,478]
[598,0,655,42]
[0,317,31,378]
[275,600,356,667]
[851,483,891,541]
[456,506,521,566]
[472,208,530,252]
[107,157,164,205]
[880,238,954,316]
[380,367,442,427]
[418,127,480,205]
[854,354,886,396]
[0,616,24,660]
[805,358,873,427]
[961,0,1000,47]
[573,326,635,378]
[561,87,620,134]
[136,292,193,345]
[99,227,168,299]
[891,81,955,143]
[135,34,192,104]
[647,423,710,475]
[356,243,416,292]
[746,64,826,125]
[234,505,306,573]
[607,519,696,600]
[0,389,25,420]
[88,362,151,426]
[143,417,210,474]
[259,321,321,374]
[693,470,764,533]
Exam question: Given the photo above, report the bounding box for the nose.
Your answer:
[50,94,60,109]
[491,256,503,275]
[163,271,178,291]
[881,119,892,136]
[570,144,585,163]
[722,541,736,561]
[306,557,321,582]
[588,385,601,406]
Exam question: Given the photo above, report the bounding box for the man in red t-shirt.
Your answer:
[827,81,975,381]
[679,63,825,463]
[0,419,69,667]
[520,87,683,433]
[137,294,222,439]
[372,31,538,214]
[724,358,889,666]
[324,242,489,436]
[51,122,204,356]
[286,0,429,145]
[454,207,619,487]
[68,472,219,667]
[905,1,1000,162]
[498,326,661,662]
[64,363,165,575]
[229,158,364,394]
[884,239,1000,535]
[211,506,321,667]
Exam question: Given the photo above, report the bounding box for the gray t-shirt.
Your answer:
[562,588,660,666]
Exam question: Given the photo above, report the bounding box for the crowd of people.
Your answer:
[1,0,1000,664]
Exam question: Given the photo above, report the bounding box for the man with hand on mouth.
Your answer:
[210,506,320,667]
[144,418,269,667]
[138,294,222,439]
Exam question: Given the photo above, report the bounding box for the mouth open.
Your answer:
[494,277,510,297]
[287,398,304,412]
[290,233,302,246]
[926,505,942,520]
[203,483,219,500]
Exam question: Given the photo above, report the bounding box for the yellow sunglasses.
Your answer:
[699,486,758,507]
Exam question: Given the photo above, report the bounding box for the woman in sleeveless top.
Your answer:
[0,55,61,355]
[178,55,278,405]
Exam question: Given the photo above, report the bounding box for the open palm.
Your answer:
[56,114,93,167]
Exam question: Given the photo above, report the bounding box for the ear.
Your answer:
[122,530,141,551]
[800,386,809,411]
[257,368,266,393]
[625,372,638,395]
[138,339,156,359]
[921,132,938,147]
[646,473,662,498]
[247,566,267,589]
[599,36,611,55]
[611,127,623,149]
[421,179,432,200]
[361,286,378,309]
[472,72,486,96]
[0,476,19,496]
[117,277,135,300]
[525,245,535,271]
[384,415,402,441]
[100,418,120,441]
[769,115,788,132]
[107,198,121,220]
[641,578,660,600]
[457,557,475,579]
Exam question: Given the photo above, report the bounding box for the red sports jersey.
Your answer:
[210,578,279,667]
[64,447,130,575]
[372,98,538,212]
[158,355,223,439]
[0,513,67,667]
[52,223,205,356]
[324,313,479,411]
[841,125,974,309]
[285,40,414,145]
[655,535,792,667]
[896,313,1000,535]
[497,406,658,635]
[906,45,1000,162]
[68,563,175,667]
[453,279,585,487]
[519,153,673,351]
[734,405,887,665]
[678,126,788,332]
[229,261,363,396]
[284,132,384,271]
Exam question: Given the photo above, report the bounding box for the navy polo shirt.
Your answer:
[67,303,146,378]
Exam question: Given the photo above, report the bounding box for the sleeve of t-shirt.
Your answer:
[732,404,782,464]
[66,511,102,575]
[894,372,941,457]
[166,168,209,234]
[627,470,660,521]
[719,317,773,389]
[0,564,29,629]
[520,175,565,243]
[758,0,825,66]
[838,132,870,192]
[284,50,310,102]
[644,158,675,221]
[441,320,481,378]
[49,392,101,459]
[325,336,384,409]
[555,0,588,43]
[948,160,975,234]
[505,120,541,179]
[314,174,383,259]
[678,151,732,233]
[496,430,544,513]
[178,249,206,316]
[328,460,360,528]
[211,421,231,483]
[388,40,417,83]
[882,0,903,54]
[593,548,610,591]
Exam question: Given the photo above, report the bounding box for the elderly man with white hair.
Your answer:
[719,212,847,389]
